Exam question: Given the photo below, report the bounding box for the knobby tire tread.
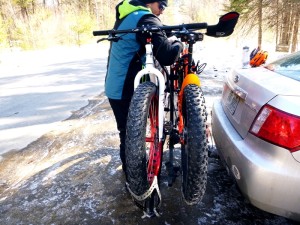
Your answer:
[125,82,157,196]
[181,84,208,204]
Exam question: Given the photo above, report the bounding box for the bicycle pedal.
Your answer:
[167,176,173,187]
[173,165,180,174]
[170,131,180,144]
[164,121,172,133]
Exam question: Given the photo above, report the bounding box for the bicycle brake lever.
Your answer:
[97,38,107,43]
[97,36,122,43]
[108,36,122,42]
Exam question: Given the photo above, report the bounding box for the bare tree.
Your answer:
[12,0,33,20]
[224,0,267,48]
[226,0,299,52]
[290,2,299,52]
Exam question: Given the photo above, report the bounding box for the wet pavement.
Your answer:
[0,91,298,225]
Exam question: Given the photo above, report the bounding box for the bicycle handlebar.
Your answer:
[92,22,208,36]
[93,11,240,38]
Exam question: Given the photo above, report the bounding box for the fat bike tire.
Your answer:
[181,84,208,205]
[125,81,162,205]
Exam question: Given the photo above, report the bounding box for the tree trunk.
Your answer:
[21,7,28,20]
[291,2,299,52]
[31,1,35,14]
[258,0,263,49]
[283,1,292,45]
[276,0,293,52]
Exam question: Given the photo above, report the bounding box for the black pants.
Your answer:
[108,98,131,169]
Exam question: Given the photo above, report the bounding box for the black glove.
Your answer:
[206,12,239,37]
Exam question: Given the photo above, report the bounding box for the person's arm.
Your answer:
[137,14,183,66]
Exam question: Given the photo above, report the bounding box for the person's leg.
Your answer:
[108,98,131,171]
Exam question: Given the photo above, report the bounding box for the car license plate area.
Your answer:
[224,90,240,115]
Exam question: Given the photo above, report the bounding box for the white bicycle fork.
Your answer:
[133,44,165,141]
[131,43,165,217]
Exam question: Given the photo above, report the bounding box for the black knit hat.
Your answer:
[140,0,168,6]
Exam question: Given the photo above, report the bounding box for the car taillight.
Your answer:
[250,105,300,152]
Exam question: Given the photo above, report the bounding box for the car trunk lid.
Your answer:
[221,67,300,138]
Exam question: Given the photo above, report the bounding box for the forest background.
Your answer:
[0,0,299,52]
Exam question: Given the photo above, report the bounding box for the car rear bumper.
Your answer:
[212,99,300,222]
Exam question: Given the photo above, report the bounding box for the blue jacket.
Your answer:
[105,0,182,100]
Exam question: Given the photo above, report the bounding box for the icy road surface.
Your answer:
[0,44,108,155]
[0,42,297,224]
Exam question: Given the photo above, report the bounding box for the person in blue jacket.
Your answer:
[105,0,183,173]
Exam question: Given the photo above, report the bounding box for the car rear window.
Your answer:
[266,51,300,81]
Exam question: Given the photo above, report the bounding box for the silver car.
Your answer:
[212,51,300,222]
